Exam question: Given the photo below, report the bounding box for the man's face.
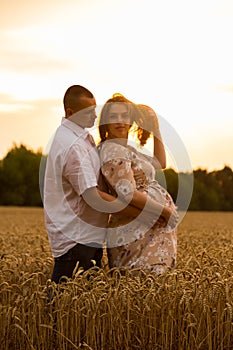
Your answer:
[68,96,97,128]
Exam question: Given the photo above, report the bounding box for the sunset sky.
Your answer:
[1,0,233,172]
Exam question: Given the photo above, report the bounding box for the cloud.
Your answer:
[0,95,60,112]
[0,0,66,29]
[0,47,74,74]
[0,93,16,103]
[0,96,63,158]
[214,85,233,94]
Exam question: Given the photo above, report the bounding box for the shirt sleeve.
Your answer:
[100,142,136,198]
[63,143,98,195]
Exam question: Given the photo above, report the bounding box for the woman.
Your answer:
[98,94,178,274]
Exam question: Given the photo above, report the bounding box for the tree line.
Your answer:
[0,144,232,210]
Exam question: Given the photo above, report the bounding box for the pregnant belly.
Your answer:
[145,183,175,209]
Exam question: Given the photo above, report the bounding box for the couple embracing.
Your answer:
[43,85,178,284]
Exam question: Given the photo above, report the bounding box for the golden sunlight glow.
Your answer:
[0,0,233,170]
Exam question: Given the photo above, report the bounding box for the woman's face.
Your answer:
[106,103,131,140]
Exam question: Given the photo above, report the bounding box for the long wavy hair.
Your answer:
[98,93,151,146]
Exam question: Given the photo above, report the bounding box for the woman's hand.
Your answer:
[135,104,159,134]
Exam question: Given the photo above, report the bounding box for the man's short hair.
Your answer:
[63,85,94,111]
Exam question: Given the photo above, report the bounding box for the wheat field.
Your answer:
[0,207,233,349]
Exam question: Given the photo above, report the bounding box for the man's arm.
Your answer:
[82,186,135,214]
[82,187,177,227]
[97,189,147,220]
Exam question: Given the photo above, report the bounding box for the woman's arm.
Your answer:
[145,109,166,169]
[153,128,166,169]
[136,105,166,169]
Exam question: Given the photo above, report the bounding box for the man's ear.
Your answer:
[65,107,73,118]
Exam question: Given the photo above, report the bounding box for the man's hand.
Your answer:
[82,187,131,213]
[161,207,179,229]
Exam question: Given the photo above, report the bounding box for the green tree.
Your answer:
[214,166,233,210]
[0,144,232,210]
[189,167,232,211]
[0,144,43,206]
[163,168,178,202]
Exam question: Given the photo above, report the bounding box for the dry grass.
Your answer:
[0,207,233,349]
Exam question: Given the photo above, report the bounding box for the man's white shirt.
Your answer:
[43,118,108,257]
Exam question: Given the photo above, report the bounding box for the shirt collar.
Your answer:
[61,117,89,139]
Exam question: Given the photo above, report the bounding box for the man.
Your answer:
[43,85,116,283]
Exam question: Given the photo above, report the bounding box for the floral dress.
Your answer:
[99,141,177,274]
